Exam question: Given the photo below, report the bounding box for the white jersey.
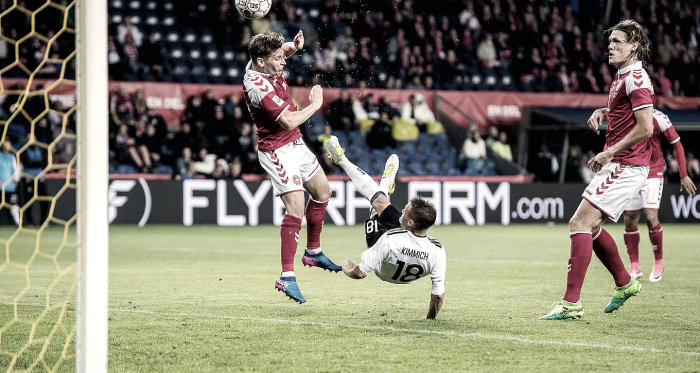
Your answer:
[359,228,446,295]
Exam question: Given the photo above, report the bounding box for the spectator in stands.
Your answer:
[107,35,123,80]
[400,93,443,134]
[204,106,231,157]
[230,122,259,174]
[182,95,206,130]
[378,96,401,120]
[485,126,499,147]
[531,143,559,182]
[139,34,164,79]
[458,128,487,170]
[117,15,142,47]
[171,122,199,159]
[336,26,356,53]
[228,158,243,180]
[328,89,357,133]
[138,124,162,172]
[110,102,135,135]
[654,67,672,96]
[366,112,397,150]
[477,33,500,69]
[114,123,150,173]
[490,131,513,161]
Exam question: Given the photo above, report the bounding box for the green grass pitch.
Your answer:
[2,224,700,372]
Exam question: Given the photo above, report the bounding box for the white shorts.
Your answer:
[625,177,663,211]
[582,163,649,222]
[258,138,321,196]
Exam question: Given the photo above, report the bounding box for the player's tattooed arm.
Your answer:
[341,259,366,279]
[422,293,444,320]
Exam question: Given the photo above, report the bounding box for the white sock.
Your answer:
[339,158,381,201]
[10,205,19,225]
[305,247,321,255]
[281,271,295,277]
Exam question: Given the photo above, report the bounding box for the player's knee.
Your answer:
[645,212,659,227]
[314,186,332,202]
[568,215,591,233]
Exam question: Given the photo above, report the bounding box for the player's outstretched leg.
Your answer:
[275,276,306,303]
[325,135,345,165]
[604,278,641,313]
[539,301,584,320]
[380,154,399,195]
[302,250,342,272]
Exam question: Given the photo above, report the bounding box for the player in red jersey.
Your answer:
[623,109,697,282]
[541,20,654,320]
[242,31,340,304]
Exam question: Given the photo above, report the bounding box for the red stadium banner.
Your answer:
[2,78,698,129]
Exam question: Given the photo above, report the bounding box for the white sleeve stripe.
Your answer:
[632,104,652,111]
[275,105,290,122]
[669,137,680,144]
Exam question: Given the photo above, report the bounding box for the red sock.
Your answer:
[593,228,631,287]
[563,232,592,303]
[624,227,640,265]
[305,198,328,250]
[280,214,302,272]
[648,223,663,261]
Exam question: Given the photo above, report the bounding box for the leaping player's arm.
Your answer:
[423,247,446,320]
[276,85,324,130]
[588,107,653,173]
[341,258,366,279]
[282,30,304,58]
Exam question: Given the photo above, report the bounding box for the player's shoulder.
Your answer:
[243,71,274,104]
[652,109,673,131]
[623,67,652,92]
[426,235,444,249]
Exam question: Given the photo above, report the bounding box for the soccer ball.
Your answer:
[235,0,271,20]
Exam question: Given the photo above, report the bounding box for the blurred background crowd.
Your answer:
[0,0,699,185]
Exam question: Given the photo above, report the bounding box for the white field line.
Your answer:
[4,301,699,357]
[108,308,700,358]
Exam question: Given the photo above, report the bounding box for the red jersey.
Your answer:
[242,60,302,152]
[648,109,681,178]
[605,61,654,166]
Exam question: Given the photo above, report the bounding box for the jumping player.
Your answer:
[623,109,697,282]
[243,31,341,304]
[325,136,446,319]
[541,20,654,320]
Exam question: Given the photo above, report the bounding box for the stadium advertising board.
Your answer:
[34,179,699,226]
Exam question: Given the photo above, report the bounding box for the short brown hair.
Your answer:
[248,32,285,61]
[606,20,651,64]
[408,196,437,231]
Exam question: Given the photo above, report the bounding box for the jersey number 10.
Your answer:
[391,260,424,282]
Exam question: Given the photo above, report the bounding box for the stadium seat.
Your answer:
[117,164,136,173]
[128,14,141,25]
[200,31,214,46]
[110,0,124,10]
[128,0,141,12]
[164,30,179,45]
[145,0,157,12]
[205,48,219,63]
[162,1,174,12]
[208,64,223,81]
[144,15,159,29]
[161,14,176,28]
[157,164,173,174]
[188,48,203,63]
[171,63,191,82]
[190,63,207,83]
[168,47,185,64]
[111,13,123,25]
[425,160,443,175]
[226,66,242,84]
[182,29,198,46]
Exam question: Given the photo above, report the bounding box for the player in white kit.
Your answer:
[325,136,446,319]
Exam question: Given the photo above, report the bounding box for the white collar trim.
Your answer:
[617,61,642,76]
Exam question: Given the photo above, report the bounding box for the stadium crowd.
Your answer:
[0,0,699,183]
[102,0,700,97]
